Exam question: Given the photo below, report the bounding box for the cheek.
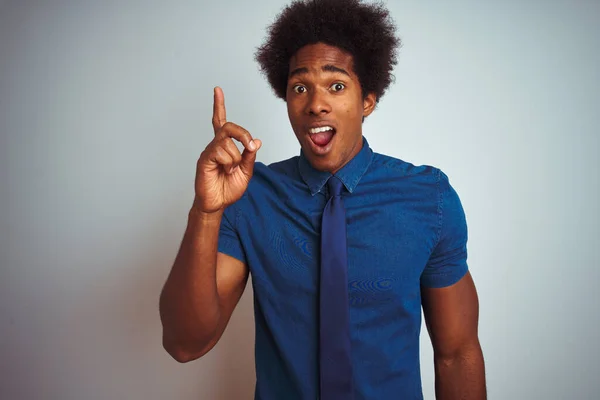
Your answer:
[287,99,303,119]
[342,101,362,119]
[346,91,364,116]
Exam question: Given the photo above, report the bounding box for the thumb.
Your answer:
[239,139,262,177]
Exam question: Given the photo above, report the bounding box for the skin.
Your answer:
[159,42,486,399]
[286,43,376,173]
[159,87,257,361]
[423,272,487,399]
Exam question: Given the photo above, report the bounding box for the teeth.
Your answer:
[309,126,333,134]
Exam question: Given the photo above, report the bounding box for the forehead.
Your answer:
[289,43,355,73]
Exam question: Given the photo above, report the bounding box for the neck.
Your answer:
[331,136,363,175]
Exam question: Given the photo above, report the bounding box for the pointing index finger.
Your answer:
[212,86,227,134]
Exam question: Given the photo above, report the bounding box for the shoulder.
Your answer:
[266,156,301,176]
[369,151,446,185]
[367,152,462,210]
[224,156,302,222]
[250,156,300,183]
[236,156,302,203]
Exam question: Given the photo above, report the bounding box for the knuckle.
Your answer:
[214,146,227,158]
[221,137,235,149]
[215,127,228,140]
[232,150,243,163]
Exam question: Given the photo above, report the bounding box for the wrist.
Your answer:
[189,203,224,224]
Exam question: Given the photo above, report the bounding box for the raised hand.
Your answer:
[193,87,262,214]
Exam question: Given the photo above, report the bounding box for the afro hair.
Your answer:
[255,0,400,103]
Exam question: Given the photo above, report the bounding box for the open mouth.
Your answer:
[308,126,336,147]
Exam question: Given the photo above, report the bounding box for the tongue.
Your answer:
[311,131,334,146]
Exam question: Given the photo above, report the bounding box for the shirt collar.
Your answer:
[298,136,374,196]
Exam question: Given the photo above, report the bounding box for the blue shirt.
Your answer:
[218,137,469,400]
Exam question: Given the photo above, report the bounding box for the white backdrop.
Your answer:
[1,1,599,399]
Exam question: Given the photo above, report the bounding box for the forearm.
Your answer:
[434,342,486,400]
[159,206,223,360]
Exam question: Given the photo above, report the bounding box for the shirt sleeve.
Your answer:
[217,203,247,264]
[421,170,469,288]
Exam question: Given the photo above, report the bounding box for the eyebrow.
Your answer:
[289,64,351,79]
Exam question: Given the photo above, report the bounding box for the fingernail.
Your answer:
[248,140,257,151]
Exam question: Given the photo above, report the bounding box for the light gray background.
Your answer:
[1,0,598,399]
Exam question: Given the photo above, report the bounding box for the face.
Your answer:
[286,43,376,173]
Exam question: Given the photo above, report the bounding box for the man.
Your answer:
[159,0,486,399]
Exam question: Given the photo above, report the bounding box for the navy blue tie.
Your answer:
[320,176,354,400]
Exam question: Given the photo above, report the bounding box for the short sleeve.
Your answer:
[421,170,469,288]
[217,204,247,264]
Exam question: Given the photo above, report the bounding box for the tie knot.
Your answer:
[327,176,344,198]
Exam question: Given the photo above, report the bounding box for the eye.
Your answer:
[293,85,307,94]
[330,83,345,92]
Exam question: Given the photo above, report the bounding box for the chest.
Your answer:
[242,190,439,304]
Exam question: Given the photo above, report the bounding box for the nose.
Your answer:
[305,89,331,116]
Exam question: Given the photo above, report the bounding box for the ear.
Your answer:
[362,92,377,118]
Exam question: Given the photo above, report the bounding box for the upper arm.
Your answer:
[215,202,250,319]
[215,201,250,314]
[421,170,478,357]
[421,170,469,289]
[421,272,480,358]
[197,252,249,356]
[201,201,250,353]
[215,251,249,321]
